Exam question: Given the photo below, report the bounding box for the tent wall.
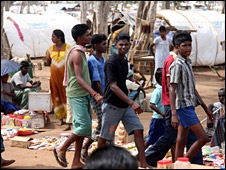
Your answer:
[157,10,225,66]
[3,11,79,58]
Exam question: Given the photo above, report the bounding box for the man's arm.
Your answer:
[150,103,166,119]
[70,50,102,102]
[169,83,179,129]
[18,81,41,90]
[195,89,214,120]
[110,82,142,115]
[92,81,103,96]
[150,43,155,57]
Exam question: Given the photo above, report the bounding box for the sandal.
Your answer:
[53,148,68,167]
[80,148,88,164]
[1,159,15,167]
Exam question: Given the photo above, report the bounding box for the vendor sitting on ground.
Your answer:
[206,88,225,141]
[210,97,225,147]
[11,61,41,109]
[126,69,146,107]
[130,64,147,88]
[1,74,21,114]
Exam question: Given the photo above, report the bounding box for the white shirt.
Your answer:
[11,71,32,90]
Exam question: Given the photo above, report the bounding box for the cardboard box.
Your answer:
[115,121,134,144]
[31,113,45,129]
[10,136,33,148]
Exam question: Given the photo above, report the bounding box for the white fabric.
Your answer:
[153,36,171,84]
[156,10,225,66]
[11,71,32,90]
[3,11,80,58]
[126,80,140,91]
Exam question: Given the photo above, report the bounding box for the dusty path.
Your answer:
[1,61,225,169]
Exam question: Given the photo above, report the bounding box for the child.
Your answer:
[82,33,109,161]
[206,88,225,140]
[130,64,147,88]
[145,68,165,149]
[1,74,21,114]
[126,69,146,107]
[150,25,171,85]
[169,31,214,161]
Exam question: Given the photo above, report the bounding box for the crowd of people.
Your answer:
[1,24,225,169]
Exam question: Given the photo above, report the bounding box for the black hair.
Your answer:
[91,34,107,47]
[173,31,192,46]
[218,88,225,93]
[115,32,130,42]
[53,29,65,43]
[159,25,166,32]
[20,60,30,69]
[155,68,162,85]
[84,145,138,169]
[71,24,90,42]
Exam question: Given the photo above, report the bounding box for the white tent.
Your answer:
[3,11,80,58]
[157,10,225,66]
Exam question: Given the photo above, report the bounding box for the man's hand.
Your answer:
[33,81,41,88]
[130,101,143,115]
[206,108,214,121]
[171,112,179,129]
[93,93,103,104]
[1,90,7,95]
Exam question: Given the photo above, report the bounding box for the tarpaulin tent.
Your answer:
[156,9,225,66]
[3,11,80,58]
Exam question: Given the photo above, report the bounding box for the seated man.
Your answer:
[126,69,146,108]
[210,113,225,147]
[206,88,225,141]
[131,64,147,88]
[11,61,41,109]
[210,96,225,147]
[1,74,21,114]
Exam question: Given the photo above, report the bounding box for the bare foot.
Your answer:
[139,161,152,169]
[57,119,65,126]
[71,162,84,169]
[63,125,71,131]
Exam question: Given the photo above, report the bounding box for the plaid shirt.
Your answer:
[169,55,197,109]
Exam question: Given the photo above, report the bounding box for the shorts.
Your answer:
[90,100,103,140]
[146,118,166,145]
[100,102,143,141]
[177,106,200,128]
[68,96,92,137]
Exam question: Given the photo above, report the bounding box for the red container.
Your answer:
[15,115,24,127]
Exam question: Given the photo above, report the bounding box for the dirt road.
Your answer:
[1,61,225,169]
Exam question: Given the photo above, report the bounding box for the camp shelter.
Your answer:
[156,9,225,66]
[3,11,80,58]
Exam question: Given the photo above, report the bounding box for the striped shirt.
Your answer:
[169,55,197,109]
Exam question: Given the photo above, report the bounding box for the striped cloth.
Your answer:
[210,114,225,147]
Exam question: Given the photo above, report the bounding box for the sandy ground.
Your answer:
[1,59,225,169]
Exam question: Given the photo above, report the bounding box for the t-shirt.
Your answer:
[88,54,106,92]
[11,71,32,90]
[153,36,171,70]
[150,84,164,119]
[162,51,177,106]
[103,53,129,108]
[1,82,14,103]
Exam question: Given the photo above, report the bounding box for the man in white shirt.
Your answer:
[11,61,41,109]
